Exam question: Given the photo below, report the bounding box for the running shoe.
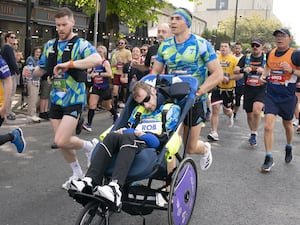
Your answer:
[69,177,93,194]
[200,142,213,170]
[285,145,293,163]
[82,122,92,132]
[260,155,274,173]
[51,142,58,149]
[11,128,26,153]
[30,115,41,123]
[118,103,125,108]
[39,112,49,120]
[233,112,237,121]
[207,131,219,141]
[248,133,257,147]
[292,119,298,127]
[62,175,83,190]
[93,181,122,207]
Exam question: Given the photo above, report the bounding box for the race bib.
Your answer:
[246,74,261,86]
[52,78,66,91]
[269,70,286,84]
[94,76,104,84]
[135,120,162,135]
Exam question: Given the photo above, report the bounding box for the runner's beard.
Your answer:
[59,28,73,41]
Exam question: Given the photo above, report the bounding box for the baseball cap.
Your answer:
[251,38,264,46]
[273,28,291,37]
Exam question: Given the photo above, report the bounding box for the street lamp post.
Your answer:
[94,0,99,47]
[233,0,239,42]
[25,0,32,59]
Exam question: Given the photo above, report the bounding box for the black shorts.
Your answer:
[49,103,83,120]
[211,89,234,109]
[90,86,112,101]
[243,86,265,113]
[183,101,206,126]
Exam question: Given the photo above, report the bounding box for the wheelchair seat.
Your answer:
[99,74,199,183]
[104,147,167,182]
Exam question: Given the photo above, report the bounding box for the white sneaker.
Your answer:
[85,138,99,168]
[82,123,92,132]
[118,103,125,108]
[30,115,41,123]
[292,119,298,127]
[69,177,93,194]
[62,175,83,190]
[156,193,167,207]
[200,142,213,171]
[229,114,234,127]
[93,181,122,207]
[207,131,219,141]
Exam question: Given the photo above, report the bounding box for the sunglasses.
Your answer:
[119,42,125,45]
[138,93,151,106]
[140,49,147,51]
[251,44,260,48]
[10,36,16,39]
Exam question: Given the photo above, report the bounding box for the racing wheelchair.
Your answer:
[68,74,199,225]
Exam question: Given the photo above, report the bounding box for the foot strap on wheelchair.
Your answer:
[109,184,120,206]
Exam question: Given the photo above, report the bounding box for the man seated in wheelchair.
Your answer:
[68,81,181,208]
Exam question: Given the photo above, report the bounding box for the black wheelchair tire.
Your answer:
[75,200,108,225]
[168,157,198,225]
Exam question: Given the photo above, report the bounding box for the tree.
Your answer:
[57,0,169,33]
[217,14,298,48]
[201,28,231,50]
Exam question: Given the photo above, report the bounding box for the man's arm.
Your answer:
[198,59,223,94]
[3,46,19,75]
[260,64,270,83]
[53,53,102,76]
[151,60,165,75]
[23,64,47,78]
[230,65,244,80]
[131,64,150,72]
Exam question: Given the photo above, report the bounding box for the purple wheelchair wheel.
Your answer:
[168,157,197,225]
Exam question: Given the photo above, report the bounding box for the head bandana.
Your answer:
[172,9,192,28]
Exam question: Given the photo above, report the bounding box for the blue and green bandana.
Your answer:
[172,9,192,28]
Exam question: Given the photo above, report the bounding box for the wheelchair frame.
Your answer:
[68,75,200,225]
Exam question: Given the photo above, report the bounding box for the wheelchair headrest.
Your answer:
[158,82,191,101]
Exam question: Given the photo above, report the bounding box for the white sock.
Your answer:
[70,160,83,178]
[82,140,93,152]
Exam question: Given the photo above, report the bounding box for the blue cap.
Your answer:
[273,28,291,37]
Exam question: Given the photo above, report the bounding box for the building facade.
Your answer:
[0,0,206,56]
[0,0,89,55]
[194,0,277,31]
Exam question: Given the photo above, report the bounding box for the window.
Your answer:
[216,0,228,10]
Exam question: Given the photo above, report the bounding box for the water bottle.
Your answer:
[28,62,34,74]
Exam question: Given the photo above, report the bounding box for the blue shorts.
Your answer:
[264,94,297,120]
